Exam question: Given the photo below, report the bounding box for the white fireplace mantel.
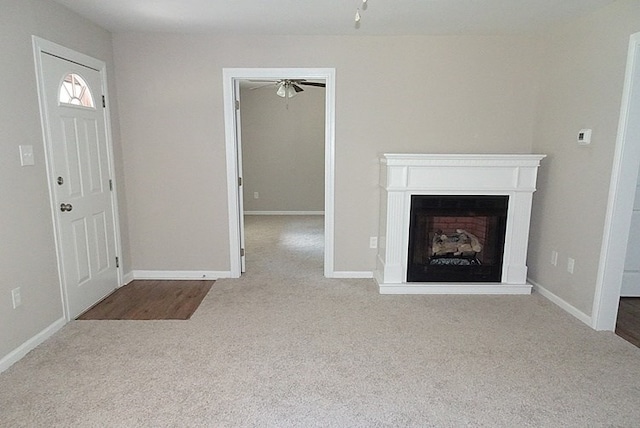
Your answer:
[374,153,545,294]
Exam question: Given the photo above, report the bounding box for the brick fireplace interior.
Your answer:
[407,195,508,283]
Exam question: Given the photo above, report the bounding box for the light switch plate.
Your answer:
[11,287,21,309]
[19,145,35,166]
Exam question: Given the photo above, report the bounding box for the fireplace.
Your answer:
[407,195,508,282]
[375,154,545,294]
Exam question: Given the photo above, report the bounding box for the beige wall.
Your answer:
[528,0,640,316]
[0,0,126,361]
[3,0,637,367]
[113,33,540,272]
[240,84,325,212]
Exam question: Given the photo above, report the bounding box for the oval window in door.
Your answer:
[59,73,95,108]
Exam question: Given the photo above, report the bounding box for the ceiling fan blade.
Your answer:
[248,83,277,90]
[292,84,304,93]
[298,81,326,87]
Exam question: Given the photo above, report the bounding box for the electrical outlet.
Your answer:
[551,250,558,266]
[19,145,35,166]
[369,237,378,249]
[11,287,21,309]
[567,257,575,274]
[253,192,259,199]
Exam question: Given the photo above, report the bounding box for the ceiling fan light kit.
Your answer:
[250,79,326,99]
[355,0,368,25]
[276,82,300,98]
[276,83,288,98]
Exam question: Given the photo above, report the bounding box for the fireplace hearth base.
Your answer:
[374,154,545,295]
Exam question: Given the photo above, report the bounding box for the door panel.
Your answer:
[41,53,118,317]
[71,218,91,284]
[93,212,110,273]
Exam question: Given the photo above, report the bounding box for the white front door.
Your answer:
[39,51,119,318]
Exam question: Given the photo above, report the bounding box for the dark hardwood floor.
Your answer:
[77,280,214,320]
[616,297,640,348]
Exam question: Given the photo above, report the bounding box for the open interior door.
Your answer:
[234,80,246,273]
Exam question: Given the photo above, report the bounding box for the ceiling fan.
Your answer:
[249,79,326,98]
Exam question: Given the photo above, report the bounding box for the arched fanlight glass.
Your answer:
[59,73,95,108]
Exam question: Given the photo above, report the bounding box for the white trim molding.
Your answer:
[122,271,135,285]
[592,32,640,331]
[223,68,336,279]
[0,317,66,374]
[530,278,592,327]
[245,211,325,216]
[380,283,532,295]
[332,271,374,279]
[131,270,231,280]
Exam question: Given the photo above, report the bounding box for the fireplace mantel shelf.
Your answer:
[375,153,545,295]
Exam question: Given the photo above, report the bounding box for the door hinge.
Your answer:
[240,248,245,257]
[238,177,242,186]
[102,95,106,108]
[109,179,113,191]
[115,256,119,268]
[235,100,240,110]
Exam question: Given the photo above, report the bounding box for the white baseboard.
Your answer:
[331,271,374,279]
[122,271,134,285]
[132,270,231,280]
[0,317,66,374]
[244,211,324,216]
[378,282,532,295]
[528,278,592,326]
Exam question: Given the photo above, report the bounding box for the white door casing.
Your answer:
[223,68,336,278]
[593,32,640,330]
[234,80,246,272]
[33,37,122,320]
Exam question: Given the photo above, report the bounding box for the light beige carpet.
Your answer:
[1,215,640,427]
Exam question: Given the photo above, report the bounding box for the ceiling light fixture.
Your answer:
[276,81,299,98]
[355,0,368,25]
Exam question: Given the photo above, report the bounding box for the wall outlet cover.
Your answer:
[19,145,35,166]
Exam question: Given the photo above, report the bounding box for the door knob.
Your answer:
[60,203,73,212]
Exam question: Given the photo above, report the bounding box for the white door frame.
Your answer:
[592,32,640,330]
[32,36,124,320]
[222,68,336,278]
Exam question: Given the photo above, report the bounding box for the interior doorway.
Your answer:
[238,78,326,273]
[222,68,336,279]
[592,32,640,331]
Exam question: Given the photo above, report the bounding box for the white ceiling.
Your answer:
[51,0,615,35]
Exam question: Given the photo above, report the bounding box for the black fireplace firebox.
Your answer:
[407,195,508,283]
